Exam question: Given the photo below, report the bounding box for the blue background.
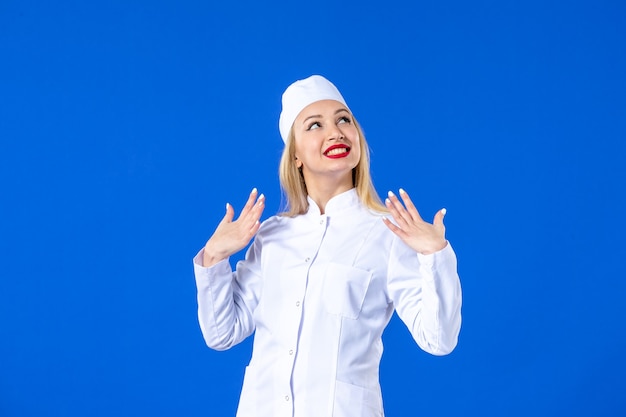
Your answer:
[1,1,625,416]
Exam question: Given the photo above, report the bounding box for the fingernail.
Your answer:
[252,187,257,194]
[385,198,391,205]
[259,193,265,200]
[226,203,230,210]
[388,190,395,197]
[399,188,406,194]
[442,208,447,216]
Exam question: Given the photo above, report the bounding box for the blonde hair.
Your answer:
[278,118,387,217]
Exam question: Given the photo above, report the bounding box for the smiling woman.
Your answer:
[284,100,363,215]
[278,77,385,218]
[193,75,462,417]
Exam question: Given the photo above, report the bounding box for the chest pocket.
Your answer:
[322,263,372,319]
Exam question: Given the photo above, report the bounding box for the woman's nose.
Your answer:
[327,124,345,140]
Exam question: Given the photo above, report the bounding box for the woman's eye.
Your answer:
[338,116,351,124]
[307,121,321,130]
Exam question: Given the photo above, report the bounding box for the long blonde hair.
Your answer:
[278,118,387,216]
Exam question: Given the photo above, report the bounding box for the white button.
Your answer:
[305,257,310,262]
[289,349,294,355]
[319,219,324,225]
[295,301,301,307]
[285,395,290,401]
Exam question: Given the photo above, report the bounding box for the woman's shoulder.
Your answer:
[259,214,283,228]
[257,213,295,235]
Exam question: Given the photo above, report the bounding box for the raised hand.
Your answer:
[382,188,447,255]
[202,188,265,267]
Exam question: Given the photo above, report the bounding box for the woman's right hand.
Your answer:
[202,188,265,267]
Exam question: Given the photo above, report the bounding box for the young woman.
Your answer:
[194,75,462,417]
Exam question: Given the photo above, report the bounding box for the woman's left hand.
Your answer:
[382,189,448,255]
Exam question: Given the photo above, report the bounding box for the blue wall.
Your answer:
[1,1,625,415]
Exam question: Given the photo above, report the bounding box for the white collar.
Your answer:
[305,188,359,217]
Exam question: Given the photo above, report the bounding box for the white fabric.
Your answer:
[194,188,462,417]
[278,75,349,143]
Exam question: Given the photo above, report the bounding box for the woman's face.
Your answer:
[292,99,361,187]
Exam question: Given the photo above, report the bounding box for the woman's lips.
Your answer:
[324,145,351,159]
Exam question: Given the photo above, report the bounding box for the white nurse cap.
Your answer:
[278,75,349,143]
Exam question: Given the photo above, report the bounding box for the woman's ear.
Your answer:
[295,157,302,168]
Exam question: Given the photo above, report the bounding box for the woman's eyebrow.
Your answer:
[302,114,322,124]
[302,108,350,125]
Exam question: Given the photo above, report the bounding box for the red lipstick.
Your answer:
[324,144,351,159]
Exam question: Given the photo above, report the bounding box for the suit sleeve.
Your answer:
[387,240,462,355]
[193,237,264,351]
